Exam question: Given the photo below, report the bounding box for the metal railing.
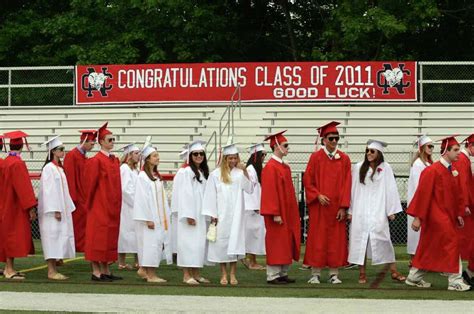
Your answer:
[206,130,218,166]
[218,84,241,149]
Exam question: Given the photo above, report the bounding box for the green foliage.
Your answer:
[0,0,472,65]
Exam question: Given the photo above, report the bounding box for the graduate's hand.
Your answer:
[336,208,346,221]
[388,214,395,221]
[273,215,283,225]
[54,212,62,221]
[347,214,352,222]
[29,208,37,221]
[187,218,196,226]
[411,217,421,232]
[457,216,464,228]
[147,221,155,229]
[465,207,471,216]
[317,194,330,206]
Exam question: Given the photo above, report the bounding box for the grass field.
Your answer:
[0,241,472,300]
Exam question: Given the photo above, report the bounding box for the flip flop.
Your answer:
[358,273,367,284]
[195,277,211,283]
[118,264,133,271]
[391,271,406,282]
[4,272,25,280]
[248,264,266,271]
[220,277,228,285]
[183,278,199,285]
[48,273,69,281]
[230,277,239,285]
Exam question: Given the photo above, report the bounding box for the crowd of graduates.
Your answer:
[0,121,472,292]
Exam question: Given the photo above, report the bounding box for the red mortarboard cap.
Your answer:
[79,129,97,142]
[317,121,340,138]
[462,134,474,145]
[4,130,29,146]
[264,130,288,148]
[97,122,112,141]
[437,135,460,155]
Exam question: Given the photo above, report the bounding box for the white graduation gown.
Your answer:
[176,167,209,267]
[406,158,430,255]
[348,162,402,265]
[38,162,76,260]
[133,172,172,267]
[118,164,139,253]
[202,167,253,263]
[243,165,266,255]
[170,167,186,255]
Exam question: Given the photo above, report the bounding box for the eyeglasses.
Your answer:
[427,145,434,149]
[365,148,377,154]
[192,152,205,157]
[107,137,116,143]
[327,136,340,142]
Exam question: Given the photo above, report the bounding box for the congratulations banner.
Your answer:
[75,62,417,104]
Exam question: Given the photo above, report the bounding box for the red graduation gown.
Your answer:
[453,152,474,264]
[407,161,465,273]
[83,152,122,262]
[303,149,351,268]
[260,157,301,265]
[63,147,88,252]
[0,155,37,262]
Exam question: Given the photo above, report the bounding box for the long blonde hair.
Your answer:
[410,143,434,166]
[220,154,240,184]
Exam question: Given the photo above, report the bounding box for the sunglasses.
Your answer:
[365,148,377,154]
[55,146,65,152]
[327,136,340,142]
[107,137,116,143]
[192,152,205,157]
[427,145,434,149]
[282,143,289,148]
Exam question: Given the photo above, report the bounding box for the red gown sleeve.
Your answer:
[84,157,99,210]
[12,161,37,211]
[340,154,352,209]
[406,168,435,221]
[303,153,320,205]
[260,163,281,217]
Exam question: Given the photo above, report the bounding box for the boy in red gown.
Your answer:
[0,131,37,280]
[406,135,471,291]
[261,130,301,284]
[84,123,122,282]
[303,121,351,284]
[63,130,97,252]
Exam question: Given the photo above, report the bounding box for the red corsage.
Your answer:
[377,167,383,173]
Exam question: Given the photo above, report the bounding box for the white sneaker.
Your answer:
[328,275,342,284]
[447,282,471,292]
[307,275,320,284]
[405,277,432,288]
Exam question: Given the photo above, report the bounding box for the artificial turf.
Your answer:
[0,241,472,300]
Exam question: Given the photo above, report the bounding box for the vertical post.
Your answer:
[7,69,12,107]
[72,66,76,106]
[419,62,423,103]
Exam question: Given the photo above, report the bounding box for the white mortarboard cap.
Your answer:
[188,139,206,153]
[41,135,63,152]
[121,142,140,155]
[222,143,239,156]
[416,135,432,149]
[142,146,157,160]
[179,148,189,161]
[247,143,265,154]
[367,139,388,153]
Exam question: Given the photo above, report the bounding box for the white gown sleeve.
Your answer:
[40,165,62,214]
[178,169,199,221]
[133,175,155,222]
[407,160,425,206]
[202,172,218,219]
[384,163,403,216]
[240,169,254,194]
[348,163,360,215]
[121,165,135,208]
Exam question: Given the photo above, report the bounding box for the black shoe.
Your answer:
[103,273,123,281]
[278,276,296,283]
[462,271,472,286]
[267,278,288,285]
[91,274,112,282]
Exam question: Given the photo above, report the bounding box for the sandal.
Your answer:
[48,273,68,281]
[183,278,199,285]
[358,273,367,284]
[4,272,25,280]
[220,277,228,285]
[391,271,406,282]
[147,277,167,283]
[230,277,239,285]
[118,264,133,271]
[248,264,266,271]
[195,277,210,283]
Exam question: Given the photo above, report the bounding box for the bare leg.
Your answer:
[91,262,101,277]
[220,263,228,285]
[230,262,238,284]
[118,253,126,267]
[358,256,367,284]
[146,267,157,280]
[183,267,193,281]
[46,259,58,277]
[100,262,111,275]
